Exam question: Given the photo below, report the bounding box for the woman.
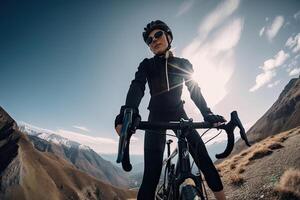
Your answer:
[115,20,226,200]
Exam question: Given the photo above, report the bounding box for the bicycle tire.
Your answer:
[180,185,204,200]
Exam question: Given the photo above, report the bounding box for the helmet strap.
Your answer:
[165,32,171,50]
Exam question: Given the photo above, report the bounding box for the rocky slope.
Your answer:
[207,126,300,200]
[18,123,129,188]
[0,107,136,200]
[234,76,300,153]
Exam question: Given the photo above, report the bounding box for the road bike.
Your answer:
[116,108,251,199]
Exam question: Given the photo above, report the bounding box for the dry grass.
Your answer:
[229,174,244,186]
[215,129,296,183]
[268,142,284,150]
[274,168,300,199]
[248,147,273,161]
[237,167,245,174]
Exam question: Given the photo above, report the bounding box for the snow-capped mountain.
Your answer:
[18,122,91,150]
[16,121,130,188]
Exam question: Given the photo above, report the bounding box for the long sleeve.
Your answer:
[125,59,148,108]
[182,59,212,117]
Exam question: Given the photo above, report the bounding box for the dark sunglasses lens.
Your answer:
[147,31,163,45]
[154,31,163,38]
[146,37,153,45]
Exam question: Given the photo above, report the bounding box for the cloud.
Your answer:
[250,50,289,92]
[73,125,90,132]
[198,0,240,36]
[261,50,290,71]
[285,33,300,53]
[259,27,265,37]
[294,10,300,20]
[250,71,276,92]
[180,0,242,122]
[289,68,300,76]
[266,16,285,41]
[267,80,281,88]
[260,16,284,41]
[176,0,195,17]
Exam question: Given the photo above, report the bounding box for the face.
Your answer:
[148,29,171,55]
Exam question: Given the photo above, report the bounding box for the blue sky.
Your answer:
[1,0,300,154]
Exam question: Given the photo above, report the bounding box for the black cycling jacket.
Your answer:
[125,53,212,117]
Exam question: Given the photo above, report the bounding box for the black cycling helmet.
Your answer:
[143,20,173,48]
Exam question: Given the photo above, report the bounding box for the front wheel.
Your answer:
[180,185,204,200]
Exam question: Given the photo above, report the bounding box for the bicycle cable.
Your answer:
[201,128,211,137]
[204,130,223,144]
[190,129,223,171]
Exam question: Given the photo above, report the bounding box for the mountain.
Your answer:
[18,122,130,188]
[207,126,300,200]
[0,106,136,200]
[206,76,300,199]
[234,76,300,153]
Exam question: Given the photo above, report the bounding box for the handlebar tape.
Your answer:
[215,120,235,159]
[232,111,251,147]
[122,133,133,172]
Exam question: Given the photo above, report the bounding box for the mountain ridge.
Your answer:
[233,76,300,153]
[0,106,136,200]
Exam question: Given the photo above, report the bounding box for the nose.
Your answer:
[152,37,159,44]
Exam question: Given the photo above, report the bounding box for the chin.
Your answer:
[155,49,165,55]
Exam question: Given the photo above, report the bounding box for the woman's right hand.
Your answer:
[115,124,122,136]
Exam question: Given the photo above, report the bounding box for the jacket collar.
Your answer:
[153,50,174,60]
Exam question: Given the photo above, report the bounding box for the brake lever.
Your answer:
[116,108,133,164]
[231,111,251,147]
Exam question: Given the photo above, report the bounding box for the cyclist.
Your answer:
[115,20,226,200]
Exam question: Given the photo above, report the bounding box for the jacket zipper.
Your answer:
[165,51,170,91]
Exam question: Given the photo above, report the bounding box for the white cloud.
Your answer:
[285,33,300,53]
[267,80,281,88]
[287,58,298,70]
[289,68,300,76]
[259,27,265,37]
[176,0,195,17]
[294,10,300,20]
[250,50,289,92]
[261,50,290,71]
[250,71,276,92]
[179,0,242,122]
[198,0,240,36]
[73,125,90,132]
[265,16,285,41]
[57,129,117,144]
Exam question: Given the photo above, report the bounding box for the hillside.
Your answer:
[18,123,130,188]
[234,76,300,153]
[206,126,300,199]
[0,107,137,200]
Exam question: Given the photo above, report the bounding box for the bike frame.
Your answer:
[157,121,205,200]
[116,108,251,200]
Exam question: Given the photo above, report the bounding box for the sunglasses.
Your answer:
[146,30,164,45]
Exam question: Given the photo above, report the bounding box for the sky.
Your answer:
[1,0,300,155]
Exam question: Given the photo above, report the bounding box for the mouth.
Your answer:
[154,43,161,49]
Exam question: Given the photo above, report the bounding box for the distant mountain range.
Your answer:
[0,107,136,200]
[18,122,130,188]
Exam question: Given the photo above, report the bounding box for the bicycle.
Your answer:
[116,108,251,200]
